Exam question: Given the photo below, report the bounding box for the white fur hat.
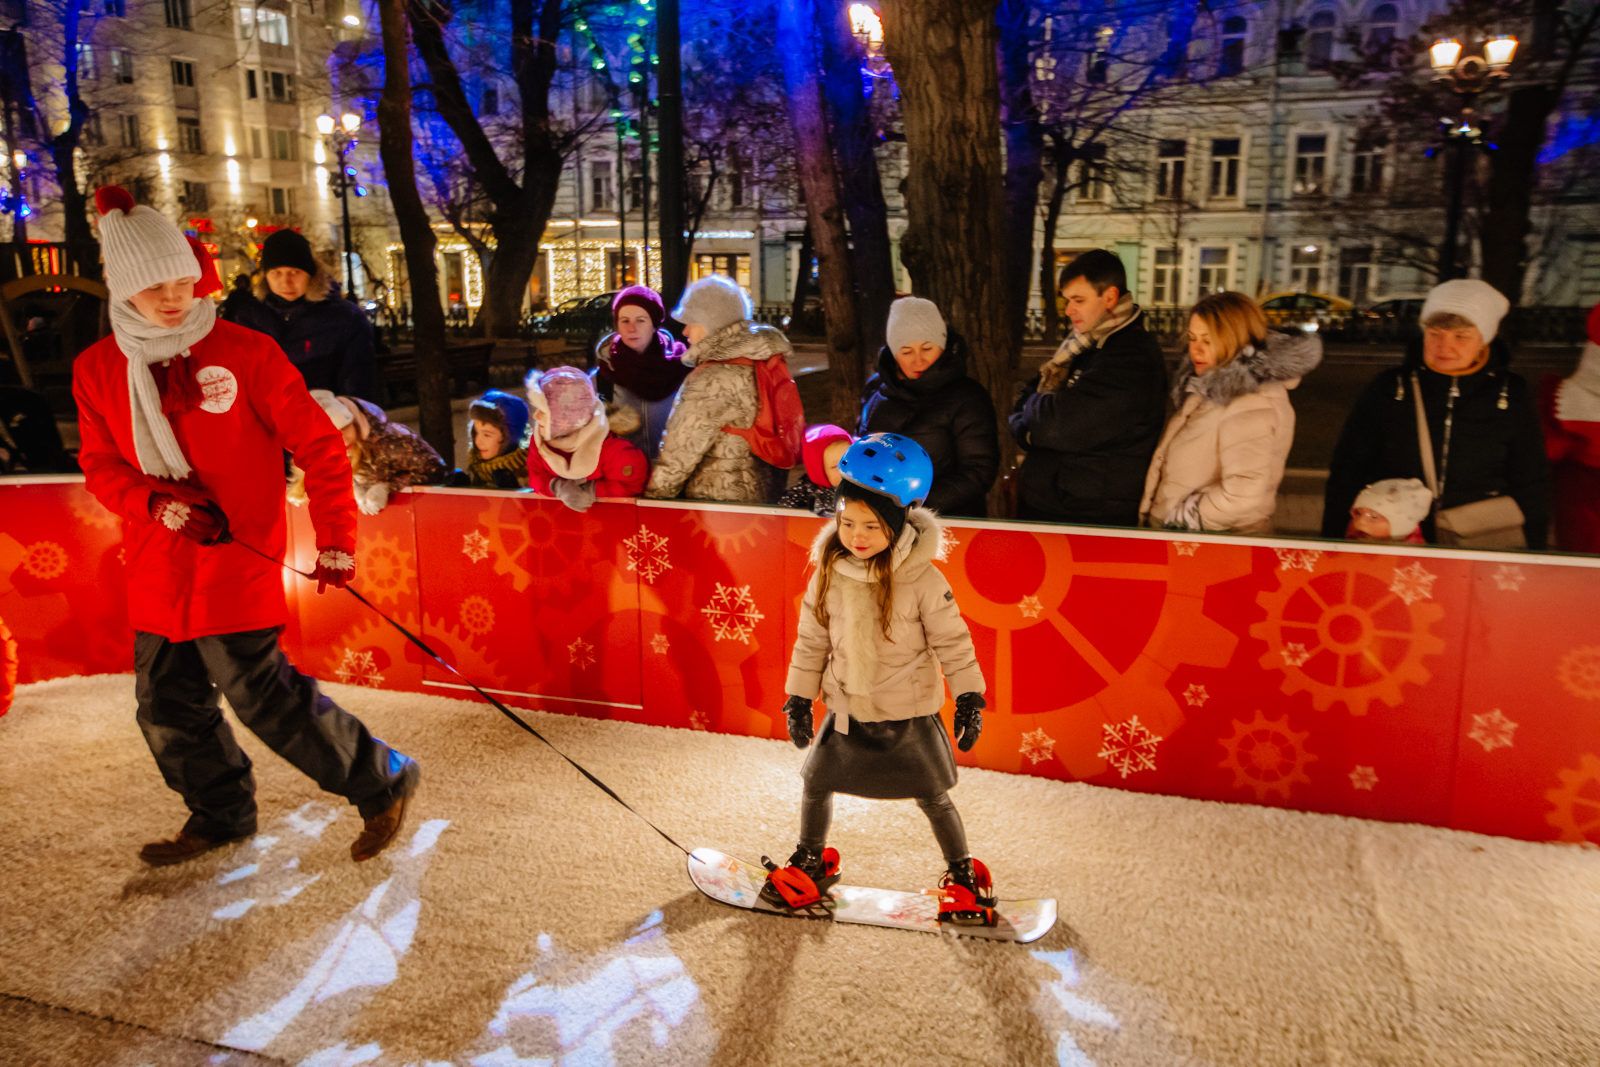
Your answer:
[672,275,751,334]
[886,296,948,354]
[1353,478,1433,539]
[310,388,354,431]
[1421,279,1511,344]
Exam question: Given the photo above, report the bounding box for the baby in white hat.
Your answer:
[1348,478,1433,543]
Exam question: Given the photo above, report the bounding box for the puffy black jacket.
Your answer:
[230,291,378,402]
[858,331,1000,517]
[1322,338,1551,548]
[1008,314,1168,526]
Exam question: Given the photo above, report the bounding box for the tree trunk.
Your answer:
[815,0,895,370]
[877,0,1014,508]
[1039,146,1070,344]
[378,0,451,459]
[1479,89,1554,305]
[779,0,865,429]
[50,3,97,279]
[996,0,1043,345]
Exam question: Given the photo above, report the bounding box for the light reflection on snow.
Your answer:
[218,863,259,885]
[1031,948,1120,1066]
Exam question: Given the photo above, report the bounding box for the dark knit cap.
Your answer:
[260,229,318,275]
[612,285,666,329]
[836,478,908,544]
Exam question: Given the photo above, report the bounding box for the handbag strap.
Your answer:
[1411,373,1441,502]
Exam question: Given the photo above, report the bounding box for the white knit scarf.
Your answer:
[1555,342,1600,423]
[108,297,217,480]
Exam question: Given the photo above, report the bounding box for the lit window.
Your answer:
[1292,134,1328,195]
[1209,137,1240,199]
[1156,139,1186,199]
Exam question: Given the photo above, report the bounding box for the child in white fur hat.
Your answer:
[72,185,418,868]
[1346,478,1432,543]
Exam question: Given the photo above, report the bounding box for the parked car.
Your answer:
[529,290,620,361]
[1357,295,1426,323]
[1258,291,1353,332]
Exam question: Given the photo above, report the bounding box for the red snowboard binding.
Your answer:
[937,857,997,927]
[759,845,841,910]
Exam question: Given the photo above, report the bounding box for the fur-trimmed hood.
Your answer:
[808,506,943,583]
[1174,329,1322,405]
[683,319,793,368]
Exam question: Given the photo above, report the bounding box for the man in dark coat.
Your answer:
[1322,279,1550,548]
[859,297,999,517]
[230,229,379,402]
[1009,249,1168,526]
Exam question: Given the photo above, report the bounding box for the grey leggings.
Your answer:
[798,782,970,865]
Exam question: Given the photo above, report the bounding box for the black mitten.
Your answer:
[784,695,814,749]
[954,692,986,752]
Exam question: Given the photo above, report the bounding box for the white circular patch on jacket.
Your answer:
[197,365,239,414]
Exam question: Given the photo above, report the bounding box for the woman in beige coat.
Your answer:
[764,435,998,926]
[1141,292,1322,534]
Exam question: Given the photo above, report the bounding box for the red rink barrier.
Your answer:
[4,477,1600,846]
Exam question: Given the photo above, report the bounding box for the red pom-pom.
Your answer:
[186,235,222,298]
[94,185,136,216]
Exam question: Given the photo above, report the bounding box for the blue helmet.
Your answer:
[836,433,934,508]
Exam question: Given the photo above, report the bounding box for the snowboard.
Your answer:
[687,847,1057,944]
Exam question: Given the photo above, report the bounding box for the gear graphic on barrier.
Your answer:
[1219,709,1316,802]
[357,531,417,611]
[0,613,17,717]
[1544,753,1600,844]
[475,498,594,597]
[21,541,68,581]
[1250,555,1445,715]
[458,595,495,636]
[1556,646,1600,701]
[67,490,121,532]
[687,508,771,557]
[321,615,411,692]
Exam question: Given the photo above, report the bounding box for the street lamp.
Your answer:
[1429,33,1516,280]
[316,110,366,299]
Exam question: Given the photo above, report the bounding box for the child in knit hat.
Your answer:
[445,389,531,490]
[526,366,649,511]
[778,423,853,515]
[1347,478,1432,543]
[296,389,448,513]
[71,185,418,867]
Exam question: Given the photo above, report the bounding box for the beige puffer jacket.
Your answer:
[644,319,791,503]
[1141,330,1322,534]
[784,509,986,732]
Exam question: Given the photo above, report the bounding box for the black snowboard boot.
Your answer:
[938,856,997,927]
[759,844,841,909]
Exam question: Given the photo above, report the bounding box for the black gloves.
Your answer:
[490,468,521,490]
[443,469,471,488]
[954,692,986,752]
[784,695,814,749]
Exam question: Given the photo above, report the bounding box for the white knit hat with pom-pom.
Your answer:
[94,186,199,303]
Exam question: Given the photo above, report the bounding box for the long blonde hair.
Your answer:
[1189,291,1269,367]
[812,527,896,640]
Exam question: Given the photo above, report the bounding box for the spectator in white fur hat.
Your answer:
[1346,478,1433,543]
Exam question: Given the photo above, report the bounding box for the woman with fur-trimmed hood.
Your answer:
[526,366,649,511]
[644,275,789,504]
[1141,291,1322,534]
[228,229,379,402]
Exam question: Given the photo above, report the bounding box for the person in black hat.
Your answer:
[230,229,379,402]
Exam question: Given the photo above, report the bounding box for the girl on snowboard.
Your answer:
[768,433,996,926]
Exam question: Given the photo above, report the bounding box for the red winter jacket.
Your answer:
[1541,375,1600,554]
[526,434,649,498]
[73,319,357,641]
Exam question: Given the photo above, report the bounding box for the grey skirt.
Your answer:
[801,712,957,799]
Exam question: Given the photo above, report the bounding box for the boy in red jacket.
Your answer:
[72,187,418,867]
[525,366,648,510]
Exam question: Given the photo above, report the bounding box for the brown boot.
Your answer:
[351,792,411,862]
[139,828,250,867]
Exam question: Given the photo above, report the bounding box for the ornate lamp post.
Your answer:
[1428,34,1517,281]
[316,111,364,299]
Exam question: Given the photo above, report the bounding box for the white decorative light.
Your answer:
[313,141,327,164]
[1429,38,1462,71]
[342,13,361,26]
[1483,35,1517,69]
[316,114,336,136]
[315,165,330,197]
[226,157,242,192]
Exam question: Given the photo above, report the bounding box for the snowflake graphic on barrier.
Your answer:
[1468,708,1518,752]
[1019,728,1057,766]
[1349,765,1379,791]
[22,541,68,581]
[1018,595,1043,620]
[1389,561,1437,606]
[623,525,673,585]
[1097,715,1161,779]
[689,710,710,731]
[650,633,670,655]
[936,527,961,559]
[1544,753,1600,844]
[1172,541,1200,557]
[334,649,385,688]
[458,595,495,636]
[1491,565,1525,592]
[568,637,595,670]
[1281,642,1310,667]
[1274,548,1322,572]
[462,529,490,564]
[1219,710,1316,802]
[701,583,765,644]
[1183,683,1210,708]
[1556,646,1600,701]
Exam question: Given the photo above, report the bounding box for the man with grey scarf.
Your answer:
[1008,249,1168,526]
